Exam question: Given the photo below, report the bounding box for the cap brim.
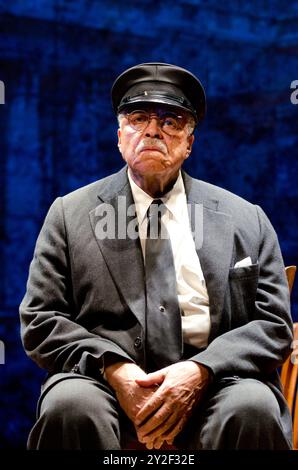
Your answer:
[118,94,197,119]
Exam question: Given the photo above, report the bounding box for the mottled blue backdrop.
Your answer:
[0,0,297,449]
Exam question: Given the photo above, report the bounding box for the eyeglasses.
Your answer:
[124,109,188,136]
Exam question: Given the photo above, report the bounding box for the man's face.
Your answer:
[117,104,195,179]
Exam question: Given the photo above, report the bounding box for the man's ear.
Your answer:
[186,133,195,158]
[188,133,195,148]
[117,128,121,150]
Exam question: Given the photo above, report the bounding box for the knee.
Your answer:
[198,378,289,449]
[29,378,121,449]
[224,379,280,428]
[40,379,104,426]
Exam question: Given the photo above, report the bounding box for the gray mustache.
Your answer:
[137,139,167,154]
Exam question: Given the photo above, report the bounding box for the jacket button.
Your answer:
[134,336,142,350]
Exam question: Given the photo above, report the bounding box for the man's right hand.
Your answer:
[104,361,159,424]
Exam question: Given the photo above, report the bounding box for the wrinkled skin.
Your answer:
[105,360,211,449]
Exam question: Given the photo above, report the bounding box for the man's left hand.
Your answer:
[134,361,211,449]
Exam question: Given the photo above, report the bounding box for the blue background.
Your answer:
[0,0,297,448]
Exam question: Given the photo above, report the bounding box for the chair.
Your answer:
[285,265,297,296]
[281,266,297,450]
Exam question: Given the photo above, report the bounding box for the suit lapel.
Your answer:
[183,172,234,342]
[89,167,146,331]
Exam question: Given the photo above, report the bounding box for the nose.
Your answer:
[145,117,163,139]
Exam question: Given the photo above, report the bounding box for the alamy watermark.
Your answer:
[94,196,204,250]
[0,340,5,364]
[0,80,5,104]
[290,80,298,104]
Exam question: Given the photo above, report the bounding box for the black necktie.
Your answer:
[145,199,182,371]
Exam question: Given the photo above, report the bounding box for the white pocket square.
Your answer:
[234,257,252,268]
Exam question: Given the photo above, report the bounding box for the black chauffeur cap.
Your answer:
[111,62,206,124]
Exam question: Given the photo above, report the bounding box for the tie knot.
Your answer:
[147,199,166,217]
[147,200,167,238]
[152,198,163,206]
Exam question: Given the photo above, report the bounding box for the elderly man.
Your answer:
[20,62,293,450]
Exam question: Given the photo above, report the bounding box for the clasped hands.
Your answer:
[105,360,211,449]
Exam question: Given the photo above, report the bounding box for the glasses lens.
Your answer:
[127,111,148,131]
[160,112,182,134]
[126,110,185,135]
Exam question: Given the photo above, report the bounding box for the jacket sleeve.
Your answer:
[192,205,294,378]
[19,197,133,379]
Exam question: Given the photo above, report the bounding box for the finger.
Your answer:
[135,391,164,426]
[152,437,165,449]
[135,370,165,387]
[137,403,175,439]
[139,412,181,445]
[143,413,187,447]
[145,440,154,450]
[160,415,187,444]
[143,435,165,450]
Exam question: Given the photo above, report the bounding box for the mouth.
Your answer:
[140,147,164,153]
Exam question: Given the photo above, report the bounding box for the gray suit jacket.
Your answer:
[20,166,293,407]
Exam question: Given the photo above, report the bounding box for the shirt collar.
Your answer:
[127,168,186,224]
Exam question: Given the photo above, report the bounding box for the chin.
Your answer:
[136,162,168,175]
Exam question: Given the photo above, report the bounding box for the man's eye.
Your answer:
[131,113,147,124]
[163,117,178,128]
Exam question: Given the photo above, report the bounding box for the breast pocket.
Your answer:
[229,263,259,327]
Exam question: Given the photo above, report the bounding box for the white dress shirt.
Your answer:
[127,169,211,349]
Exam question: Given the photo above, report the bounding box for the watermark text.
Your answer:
[0,341,5,364]
[94,197,204,250]
[290,80,298,104]
[0,80,5,104]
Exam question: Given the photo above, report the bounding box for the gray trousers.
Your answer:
[27,373,293,450]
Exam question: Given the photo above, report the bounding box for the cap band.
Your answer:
[119,90,197,121]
